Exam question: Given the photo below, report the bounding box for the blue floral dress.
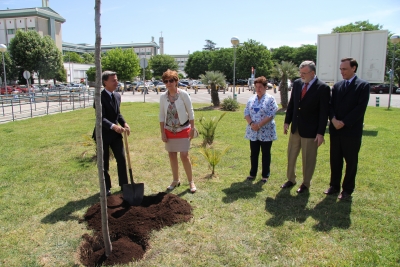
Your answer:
[244,93,278,141]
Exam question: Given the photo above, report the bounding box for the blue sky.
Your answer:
[3,0,400,55]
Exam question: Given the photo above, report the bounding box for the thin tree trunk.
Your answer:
[280,78,288,109]
[211,84,220,106]
[94,0,112,257]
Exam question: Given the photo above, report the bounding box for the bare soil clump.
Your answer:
[79,192,192,266]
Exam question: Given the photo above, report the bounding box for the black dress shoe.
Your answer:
[281,181,296,188]
[338,191,351,200]
[296,184,308,193]
[324,186,340,195]
[106,190,111,196]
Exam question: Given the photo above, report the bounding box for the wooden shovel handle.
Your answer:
[123,131,132,170]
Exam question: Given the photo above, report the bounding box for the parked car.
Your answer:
[179,80,190,86]
[154,82,166,92]
[137,82,154,93]
[191,81,208,90]
[1,86,13,95]
[68,84,86,92]
[17,85,29,93]
[178,82,189,88]
[396,88,400,94]
[129,81,143,91]
[371,84,398,94]
[236,79,248,86]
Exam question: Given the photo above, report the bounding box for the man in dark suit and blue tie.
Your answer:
[325,58,370,200]
[97,71,130,196]
[281,61,331,193]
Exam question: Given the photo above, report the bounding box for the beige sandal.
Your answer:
[189,181,196,193]
[167,180,180,190]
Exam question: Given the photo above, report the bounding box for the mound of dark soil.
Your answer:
[79,192,192,266]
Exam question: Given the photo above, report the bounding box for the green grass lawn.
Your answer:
[0,103,399,267]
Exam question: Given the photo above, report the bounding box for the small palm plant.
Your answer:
[198,112,226,146]
[199,145,231,176]
[271,61,298,109]
[199,71,226,107]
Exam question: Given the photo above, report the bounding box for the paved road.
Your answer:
[1,87,398,124]
[120,87,400,108]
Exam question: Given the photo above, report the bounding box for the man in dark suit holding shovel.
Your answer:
[97,71,130,196]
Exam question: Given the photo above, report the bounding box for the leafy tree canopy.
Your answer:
[86,67,96,82]
[149,54,178,80]
[184,51,213,79]
[209,48,233,82]
[332,20,383,33]
[9,30,63,83]
[102,48,140,82]
[236,39,273,80]
[203,40,219,51]
[63,52,84,63]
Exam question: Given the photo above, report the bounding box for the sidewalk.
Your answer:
[1,87,398,124]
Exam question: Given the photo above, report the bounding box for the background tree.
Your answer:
[203,39,219,51]
[63,51,84,63]
[86,66,96,82]
[0,51,18,84]
[199,71,226,106]
[102,48,140,86]
[9,30,63,84]
[54,66,67,83]
[236,39,273,80]
[332,20,383,33]
[292,44,317,66]
[271,61,298,109]
[82,52,95,64]
[149,54,178,79]
[271,46,296,64]
[209,48,233,82]
[37,36,64,82]
[185,50,212,79]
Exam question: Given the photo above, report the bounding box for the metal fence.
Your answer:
[0,90,94,123]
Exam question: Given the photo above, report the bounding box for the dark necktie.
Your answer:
[345,80,350,88]
[111,93,117,111]
[301,83,309,99]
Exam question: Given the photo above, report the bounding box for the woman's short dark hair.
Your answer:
[254,76,268,87]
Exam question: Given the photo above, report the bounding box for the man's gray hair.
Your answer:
[102,70,117,86]
[299,61,316,72]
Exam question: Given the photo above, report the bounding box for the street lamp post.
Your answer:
[231,37,239,100]
[388,34,400,109]
[0,44,7,97]
[68,52,72,84]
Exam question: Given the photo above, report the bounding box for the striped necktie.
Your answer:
[301,83,309,99]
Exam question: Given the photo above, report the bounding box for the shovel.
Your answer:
[122,131,144,206]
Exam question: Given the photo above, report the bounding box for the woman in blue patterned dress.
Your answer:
[244,76,278,183]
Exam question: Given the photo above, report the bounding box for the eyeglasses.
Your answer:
[299,71,312,75]
[163,79,175,84]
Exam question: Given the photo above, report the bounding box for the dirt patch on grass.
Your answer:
[79,192,192,266]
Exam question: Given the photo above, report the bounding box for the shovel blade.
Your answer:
[123,183,144,206]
